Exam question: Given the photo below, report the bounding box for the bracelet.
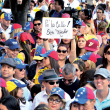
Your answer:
[43,39,48,41]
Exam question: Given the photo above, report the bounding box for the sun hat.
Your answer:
[6,79,27,92]
[5,39,20,50]
[72,86,95,104]
[33,46,46,60]
[40,50,59,61]
[39,69,63,81]
[0,58,17,68]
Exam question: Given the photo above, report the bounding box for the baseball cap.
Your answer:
[50,0,54,3]
[14,58,29,69]
[74,21,86,27]
[36,33,42,39]
[10,23,22,34]
[40,50,59,61]
[62,13,70,18]
[49,87,65,99]
[84,39,99,52]
[80,52,97,63]
[5,39,20,50]
[1,13,11,20]
[0,58,17,68]
[6,79,27,92]
[33,46,46,60]
[23,22,33,31]
[13,33,18,39]
[94,68,110,79]
[0,78,7,87]
[72,86,95,104]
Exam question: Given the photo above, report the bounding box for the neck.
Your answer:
[96,88,109,102]
[107,61,110,65]
[35,31,39,34]
[4,76,13,82]
[58,60,65,68]
[79,48,85,56]
[68,0,74,3]
[1,23,8,31]
[97,17,102,21]
[56,8,62,13]
[46,90,50,95]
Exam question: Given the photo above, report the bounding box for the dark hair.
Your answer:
[103,106,110,110]
[31,84,41,99]
[0,95,20,110]
[78,69,96,88]
[73,60,86,72]
[102,45,110,68]
[97,6,104,13]
[83,9,92,20]
[2,0,10,8]
[55,0,64,9]
[10,87,26,104]
[1,87,10,99]
[85,81,96,90]
[58,44,68,50]
[31,0,36,7]
[33,17,42,24]
[37,0,44,5]
[34,104,50,110]
[97,4,106,11]
[19,40,31,65]
[49,56,60,76]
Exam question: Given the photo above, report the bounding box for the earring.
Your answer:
[61,107,63,110]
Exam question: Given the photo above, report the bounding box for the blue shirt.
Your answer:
[51,10,62,17]
[94,88,110,110]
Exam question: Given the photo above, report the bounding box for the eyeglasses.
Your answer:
[48,98,62,104]
[75,26,81,29]
[106,51,110,55]
[46,81,59,85]
[19,68,25,72]
[57,49,67,53]
[34,23,41,26]
[36,60,43,62]
[62,78,73,82]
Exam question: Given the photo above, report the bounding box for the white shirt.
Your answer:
[64,0,80,9]
[0,23,12,39]
[31,90,71,110]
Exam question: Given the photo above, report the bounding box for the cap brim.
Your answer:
[33,56,44,60]
[0,62,16,68]
[84,47,97,52]
[16,64,29,69]
[17,84,27,88]
[94,73,107,78]
[73,98,88,104]
[40,53,48,58]
[39,77,63,81]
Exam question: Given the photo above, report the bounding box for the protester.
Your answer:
[34,104,50,110]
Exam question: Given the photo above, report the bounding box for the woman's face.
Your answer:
[14,68,25,80]
[73,63,83,79]
[43,57,51,68]
[78,38,86,49]
[39,0,45,6]
[48,96,64,110]
[36,38,43,45]
[17,88,23,98]
[57,46,68,60]
[48,38,54,44]
[62,39,71,45]
[104,48,110,62]
[50,3,55,10]
[36,60,43,67]
[0,104,8,110]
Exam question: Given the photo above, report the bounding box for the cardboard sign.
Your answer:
[42,18,73,39]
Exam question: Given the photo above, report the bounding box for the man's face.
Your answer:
[1,64,15,81]
[81,12,86,20]
[75,25,85,35]
[62,72,75,86]
[71,99,95,110]
[55,1,60,12]
[96,9,103,19]
[44,80,59,94]
[33,20,42,33]
[6,47,19,58]
[2,19,11,27]
[30,2,34,10]
[94,75,109,91]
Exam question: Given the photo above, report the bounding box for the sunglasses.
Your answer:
[34,23,41,26]
[19,68,25,72]
[36,60,43,62]
[57,49,67,53]
[46,81,59,85]
[62,78,73,82]
[106,51,110,55]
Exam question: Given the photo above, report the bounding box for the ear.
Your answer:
[104,53,107,58]
[92,99,96,106]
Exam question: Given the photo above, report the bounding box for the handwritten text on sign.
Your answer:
[42,18,73,39]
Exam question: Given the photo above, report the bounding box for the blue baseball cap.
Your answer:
[23,22,33,31]
[72,86,95,104]
[0,29,2,33]
[14,58,29,69]
[13,33,18,39]
[1,13,11,20]
[5,39,20,50]
[50,87,65,99]
[74,20,86,27]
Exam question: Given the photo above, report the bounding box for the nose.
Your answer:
[79,105,84,110]
[65,80,69,85]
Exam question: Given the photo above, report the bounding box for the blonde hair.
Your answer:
[98,21,107,32]
[87,60,96,69]
[10,28,22,38]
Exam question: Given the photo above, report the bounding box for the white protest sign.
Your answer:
[42,18,73,39]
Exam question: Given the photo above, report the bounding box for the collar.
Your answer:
[43,90,49,96]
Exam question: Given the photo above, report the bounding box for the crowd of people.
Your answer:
[0,0,110,110]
